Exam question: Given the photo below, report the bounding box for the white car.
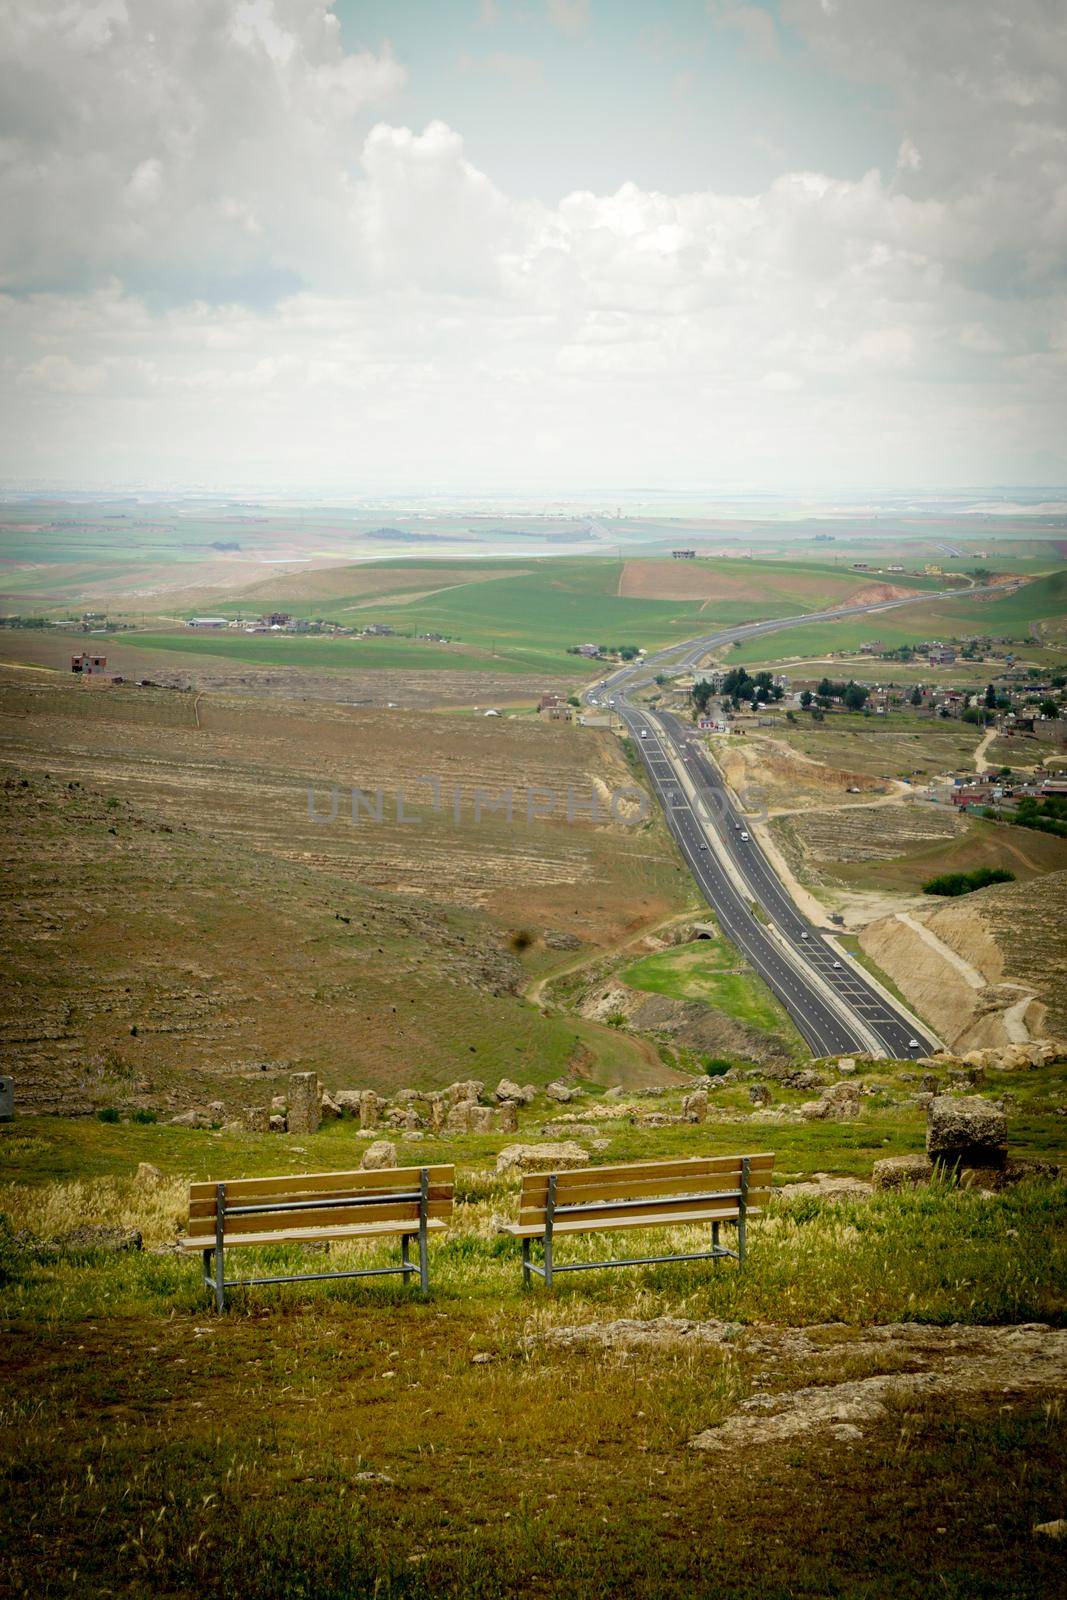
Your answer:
[908,1038,920,1050]
[640,729,648,738]
[740,831,749,841]
[800,932,809,940]
[832,960,842,969]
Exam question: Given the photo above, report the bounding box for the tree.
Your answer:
[799,689,813,709]
[984,683,997,709]
[843,681,869,712]
[1040,698,1059,719]
[910,687,923,707]
[691,679,715,713]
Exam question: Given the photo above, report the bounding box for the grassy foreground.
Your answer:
[2,1109,1066,1599]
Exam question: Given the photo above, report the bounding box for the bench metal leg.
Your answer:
[214,1181,227,1312]
[521,1238,531,1288]
[417,1168,429,1294]
[401,1233,410,1278]
[737,1156,749,1264]
[712,1220,720,1262]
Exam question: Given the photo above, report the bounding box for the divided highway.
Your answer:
[585,595,955,1058]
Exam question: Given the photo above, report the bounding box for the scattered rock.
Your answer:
[749,1084,771,1107]
[468,1105,495,1133]
[362,1140,398,1170]
[927,1094,1007,1172]
[353,1471,397,1487]
[269,1113,287,1133]
[785,1069,827,1092]
[244,1105,270,1133]
[494,1078,523,1103]
[401,1130,425,1142]
[1033,1520,1067,1541]
[800,1100,830,1121]
[170,1110,212,1129]
[333,1090,363,1117]
[871,1154,933,1191]
[134,1162,163,1185]
[320,1092,342,1120]
[497,1101,519,1133]
[836,1058,857,1075]
[545,1080,575,1104]
[682,1088,709,1123]
[496,1142,590,1174]
[270,1094,287,1115]
[447,1099,477,1132]
[777,1175,873,1204]
[445,1079,484,1105]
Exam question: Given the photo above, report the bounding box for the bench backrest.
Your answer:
[516,1153,774,1231]
[187,1165,455,1248]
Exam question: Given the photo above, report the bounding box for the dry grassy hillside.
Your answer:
[0,768,681,1116]
[0,674,694,1112]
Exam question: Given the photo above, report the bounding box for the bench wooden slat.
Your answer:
[517,1187,772,1228]
[187,1198,454,1243]
[517,1170,762,1212]
[188,1165,453,1202]
[181,1218,449,1252]
[518,1153,775,1199]
[503,1203,766,1239]
[188,1184,453,1222]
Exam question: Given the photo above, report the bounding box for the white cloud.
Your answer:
[0,0,1065,489]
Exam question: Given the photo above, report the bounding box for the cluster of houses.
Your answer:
[948,770,1067,811]
[184,615,451,644]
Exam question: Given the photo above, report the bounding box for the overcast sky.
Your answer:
[2,0,1066,495]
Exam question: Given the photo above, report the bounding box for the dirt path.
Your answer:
[973,724,996,773]
[523,911,698,1088]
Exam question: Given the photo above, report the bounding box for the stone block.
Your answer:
[287,1072,321,1136]
[926,1094,1007,1171]
[496,1142,589,1174]
[361,1140,398,1170]
[871,1153,933,1191]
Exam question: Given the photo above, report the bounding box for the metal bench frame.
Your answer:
[202,1168,432,1312]
[521,1157,751,1289]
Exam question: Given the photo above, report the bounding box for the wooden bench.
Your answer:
[502,1153,774,1287]
[183,1165,455,1311]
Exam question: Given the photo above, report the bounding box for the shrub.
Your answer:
[922,866,1015,897]
[703,1057,733,1077]
[96,1107,120,1124]
[130,1108,157,1125]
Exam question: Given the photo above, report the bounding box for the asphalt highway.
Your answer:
[583,593,960,1058]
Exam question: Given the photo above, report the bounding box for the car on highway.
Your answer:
[800,932,809,940]
[698,842,707,850]
[639,729,648,738]
[832,960,842,968]
[740,831,749,841]
[908,1038,920,1050]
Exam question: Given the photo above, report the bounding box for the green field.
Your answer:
[621,936,803,1046]
[729,569,1067,666]
[126,630,545,675]
[223,558,950,674]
